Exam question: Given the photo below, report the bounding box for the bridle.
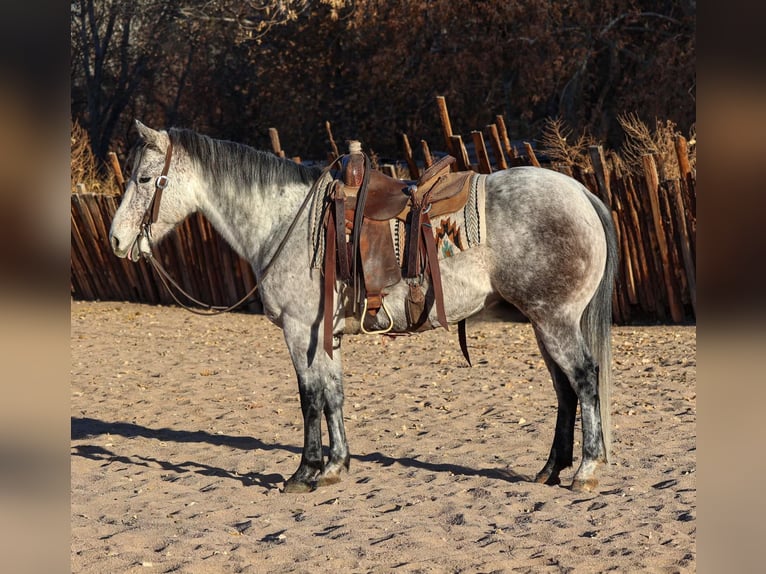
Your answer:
[140,138,173,236]
[134,136,335,316]
[134,137,259,315]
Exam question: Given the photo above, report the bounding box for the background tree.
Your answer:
[70,0,179,162]
[70,0,695,165]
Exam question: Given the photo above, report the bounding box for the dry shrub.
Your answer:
[539,118,595,171]
[617,113,696,180]
[71,121,118,194]
[538,115,696,181]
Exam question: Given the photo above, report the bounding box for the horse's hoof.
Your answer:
[282,479,315,493]
[316,472,342,487]
[534,471,561,486]
[570,478,598,492]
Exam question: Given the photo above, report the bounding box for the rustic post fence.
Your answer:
[72,97,695,324]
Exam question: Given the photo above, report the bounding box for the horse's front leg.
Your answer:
[282,320,349,492]
[283,371,327,493]
[317,354,351,487]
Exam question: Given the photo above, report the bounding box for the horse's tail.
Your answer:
[581,191,619,461]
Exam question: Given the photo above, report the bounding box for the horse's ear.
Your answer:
[134,120,168,149]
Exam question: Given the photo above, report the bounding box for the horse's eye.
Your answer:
[138,176,152,184]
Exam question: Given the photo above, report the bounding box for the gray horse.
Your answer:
[109,121,618,493]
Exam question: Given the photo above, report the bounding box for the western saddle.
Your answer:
[322,141,475,362]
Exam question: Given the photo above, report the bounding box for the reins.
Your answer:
[139,137,340,316]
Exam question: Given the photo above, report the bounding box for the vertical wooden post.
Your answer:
[70,197,101,299]
[72,195,117,299]
[633,175,666,317]
[588,145,613,207]
[70,209,96,299]
[610,209,628,323]
[421,139,433,168]
[495,115,513,159]
[485,124,508,170]
[523,142,540,167]
[450,135,471,171]
[659,180,687,304]
[325,120,339,160]
[83,194,133,301]
[674,134,696,224]
[610,190,637,306]
[436,96,455,158]
[400,132,420,179]
[107,151,125,194]
[622,177,654,314]
[618,177,654,312]
[268,128,285,158]
[669,179,697,317]
[642,154,684,322]
[674,135,692,179]
[471,130,493,174]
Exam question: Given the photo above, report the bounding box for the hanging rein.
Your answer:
[137,137,334,316]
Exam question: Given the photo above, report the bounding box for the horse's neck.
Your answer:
[196,175,310,275]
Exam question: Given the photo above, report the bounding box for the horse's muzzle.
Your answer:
[110,233,141,261]
[109,234,127,258]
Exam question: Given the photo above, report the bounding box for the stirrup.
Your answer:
[360,298,394,335]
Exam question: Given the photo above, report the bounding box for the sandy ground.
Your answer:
[71,300,695,573]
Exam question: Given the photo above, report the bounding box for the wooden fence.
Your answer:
[71,193,261,312]
[71,98,696,324]
[569,147,696,324]
[388,96,696,324]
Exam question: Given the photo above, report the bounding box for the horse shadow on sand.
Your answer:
[71,416,528,490]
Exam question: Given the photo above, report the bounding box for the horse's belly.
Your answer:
[341,246,494,335]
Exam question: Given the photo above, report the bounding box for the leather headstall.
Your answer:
[141,137,174,234]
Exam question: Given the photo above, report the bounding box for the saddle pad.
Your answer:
[390,173,487,267]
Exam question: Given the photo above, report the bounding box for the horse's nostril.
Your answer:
[110,235,119,252]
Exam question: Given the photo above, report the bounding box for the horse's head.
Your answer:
[109,120,192,261]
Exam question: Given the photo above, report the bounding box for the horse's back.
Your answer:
[484,167,609,319]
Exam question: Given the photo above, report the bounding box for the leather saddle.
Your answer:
[322,142,474,362]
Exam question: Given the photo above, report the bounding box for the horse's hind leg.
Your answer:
[534,341,578,486]
[533,321,607,492]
